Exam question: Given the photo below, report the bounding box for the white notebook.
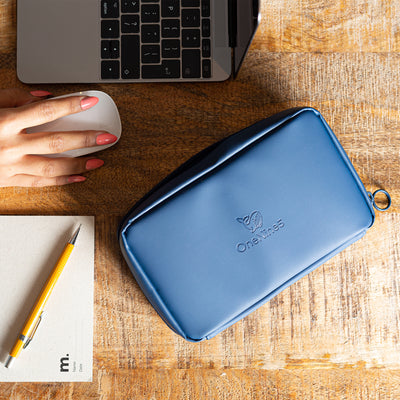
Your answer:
[0,216,94,382]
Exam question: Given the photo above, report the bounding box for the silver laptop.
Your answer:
[17,0,260,83]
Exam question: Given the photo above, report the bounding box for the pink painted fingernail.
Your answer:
[80,96,99,111]
[30,90,53,97]
[86,159,105,170]
[96,133,118,145]
[68,175,86,183]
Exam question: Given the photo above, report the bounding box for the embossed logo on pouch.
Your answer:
[235,211,285,253]
[236,211,263,233]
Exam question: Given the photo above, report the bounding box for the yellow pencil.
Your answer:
[5,224,81,368]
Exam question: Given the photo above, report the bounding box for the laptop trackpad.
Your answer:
[17,0,99,83]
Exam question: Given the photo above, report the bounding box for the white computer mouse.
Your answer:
[26,90,122,157]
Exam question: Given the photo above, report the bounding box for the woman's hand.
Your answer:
[0,88,118,187]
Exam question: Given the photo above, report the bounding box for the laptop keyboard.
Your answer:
[101,0,212,80]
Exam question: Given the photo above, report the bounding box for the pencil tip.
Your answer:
[5,355,14,368]
[69,224,82,245]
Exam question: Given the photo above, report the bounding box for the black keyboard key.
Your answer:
[202,18,210,37]
[121,15,140,33]
[162,39,180,58]
[142,45,161,63]
[162,0,180,18]
[142,0,159,2]
[101,20,120,38]
[182,49,200,78]
[201,0,210,17]
[101,41,111,58]
[142,24,160,43]
[142,65,163,79]
[162,19,180,38]
[121,0,139,13]
[182,9,200,27]
[202,59,211,78]
[142,60,180,78]
[101,0,119,18]
[202,38,210,57]
[182,0,199,6]
[161,60,181,78]
[142,4,160,23]
[110,40,120,58]
[121,35,140,78]
[182,29,200,47]
[102,60,120,79]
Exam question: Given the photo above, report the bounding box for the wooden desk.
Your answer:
[1,1,399,398]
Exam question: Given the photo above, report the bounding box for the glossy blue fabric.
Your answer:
[119,108,375,341]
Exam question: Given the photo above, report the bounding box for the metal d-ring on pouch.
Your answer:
[368,189,392,212]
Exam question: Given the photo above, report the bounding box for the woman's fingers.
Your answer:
[9,95,99,131]
[18,130,117,155]
[14,155,105,178]
[29,90,53,98]
[0,88,49,108]
[0,89,110,187]
[2,154,105,187]
[4,174,87,187]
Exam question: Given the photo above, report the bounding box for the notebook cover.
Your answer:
[0,216,94,381]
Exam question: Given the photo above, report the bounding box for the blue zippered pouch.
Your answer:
[119,108,389,341]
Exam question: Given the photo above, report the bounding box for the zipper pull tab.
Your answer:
[368,189,392,212]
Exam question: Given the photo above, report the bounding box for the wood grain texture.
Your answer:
[2,370,400,400]
[258,0,400,52]
[0,0,15,52]
[0,0,399,399]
